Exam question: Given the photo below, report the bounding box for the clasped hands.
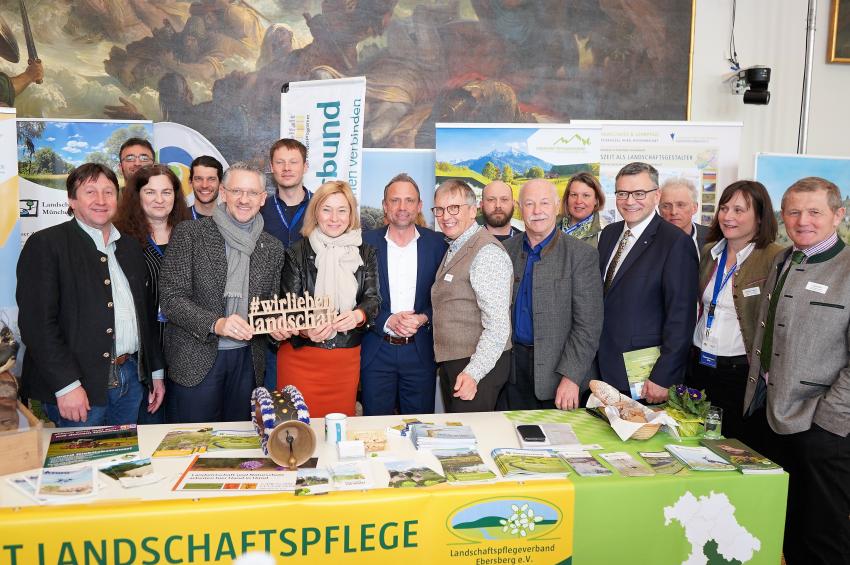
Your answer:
[385,311,427,338]
[268,309,365,343]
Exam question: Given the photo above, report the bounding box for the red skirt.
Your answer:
[277,341,360,418]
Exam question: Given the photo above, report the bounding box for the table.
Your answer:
[0,410,787,565]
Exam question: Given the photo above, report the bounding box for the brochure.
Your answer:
[700,439,783,474]
[99,457,164,488]
[329,462,371,490]
[172,456,296,491]
[558,451,612,477]
[599,452,655,477]
[36,464,98,500]
[623,346,661,400]
[207,430,262,451]
[153,428,213,457]
[44,425,139,468]
[431,448,497,484]
[665,444,737,472]
[409,424,477,450]
[5,472,42,503]
[638,451,688,475]
[491,449,571,480]
[295,468,331,496]
[384,460,447,488]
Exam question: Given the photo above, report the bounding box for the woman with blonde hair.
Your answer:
[276,180,380,417]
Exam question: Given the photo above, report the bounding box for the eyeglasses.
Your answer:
[223,187,265,200]
[614,188,657,201]
[121,154,152,164]
[431,204,470,217]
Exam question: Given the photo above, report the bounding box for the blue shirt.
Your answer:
[259,187,311,248]
[513,228,557,346]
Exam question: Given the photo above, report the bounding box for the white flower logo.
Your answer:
[499,503,544,537]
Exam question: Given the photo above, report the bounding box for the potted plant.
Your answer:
[665,385,710,437]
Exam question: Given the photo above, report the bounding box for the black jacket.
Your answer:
[17,219,164,405]
[281,237,380,350]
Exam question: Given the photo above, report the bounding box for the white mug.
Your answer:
[325,413,347,444]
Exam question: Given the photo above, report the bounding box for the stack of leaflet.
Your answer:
[409,423,477,450]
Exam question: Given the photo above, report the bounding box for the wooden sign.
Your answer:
[248,292,335,334]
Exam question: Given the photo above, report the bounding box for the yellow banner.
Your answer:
[0,481,574,565]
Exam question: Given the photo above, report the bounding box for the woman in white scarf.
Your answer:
[276,181,380,417]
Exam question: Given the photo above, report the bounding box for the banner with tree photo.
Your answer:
[17,119,153,244]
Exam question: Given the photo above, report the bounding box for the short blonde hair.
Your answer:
[301,180,361,236]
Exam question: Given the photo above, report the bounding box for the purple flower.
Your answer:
[676,385,687,395]
[240,460,265,470]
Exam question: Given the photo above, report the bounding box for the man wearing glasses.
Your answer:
[188,155,223,219]
[160,163,285,422]
[595,162,698,404]
[431,180,513,412]
[118,137,155,185]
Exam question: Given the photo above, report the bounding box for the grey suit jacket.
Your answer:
[159,217,285,387]
[743,240,850,436]
[504,229,604,399]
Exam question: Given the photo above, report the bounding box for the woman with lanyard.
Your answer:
[274,180,380,417]
[559,172,606,246]
[686,180,782,442]
[115,164,190,423]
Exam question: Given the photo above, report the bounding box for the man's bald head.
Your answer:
[481,180,515,230]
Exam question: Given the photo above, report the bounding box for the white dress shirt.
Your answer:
[383,229,419,336]
[604,212,656,279]
[692,239,755,356]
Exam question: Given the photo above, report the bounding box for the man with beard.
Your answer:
[118,138,155,186]
[481,180,521,241]
[188,155,223,219]
[360,174,447,415]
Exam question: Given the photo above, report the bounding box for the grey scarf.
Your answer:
[213,204,264,304]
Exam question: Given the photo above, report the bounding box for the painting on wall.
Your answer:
[0,0,694,165]
[829,0,850,63]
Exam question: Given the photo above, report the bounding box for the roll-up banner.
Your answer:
[280,77,366,200]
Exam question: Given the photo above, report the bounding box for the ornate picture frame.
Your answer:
[828,0,850,63]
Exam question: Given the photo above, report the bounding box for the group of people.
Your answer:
[14,136,849,564]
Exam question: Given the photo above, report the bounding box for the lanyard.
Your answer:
[563,214,593,235]
[274,190,310,238]
[191,206,198,220]
[705,245,737,334]
[147,235,165,257]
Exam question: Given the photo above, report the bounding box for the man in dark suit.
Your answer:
[504,179,603,410]
[360,174,447,415]
[659,177,709,257]
[743,177,850,565]
[160,163,285,422]
[17,163,164,426]
[596,162,698,403]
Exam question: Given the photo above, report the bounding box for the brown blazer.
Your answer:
[698,240,784,357]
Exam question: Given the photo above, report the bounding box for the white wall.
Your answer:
[691,0,850,179]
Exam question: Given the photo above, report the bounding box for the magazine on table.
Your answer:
[665,444,737,472]
[99,457,164,488]
[599,452,655,477]
[558,451,612,477]
[638,451,688,475]
[44,425,139,468]
[700,439,783,474]
[329,462,371,490]
[491,449,571,480]
[409,424,477,450]
[384,460,447,488]
[431,448,497,484]
[207,430,262,451]
[295,468,331,496]
[36,464,99,501]
[153,428,214,457]
[172,456,297,492]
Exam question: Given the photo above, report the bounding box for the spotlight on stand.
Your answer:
[728,66,771,105]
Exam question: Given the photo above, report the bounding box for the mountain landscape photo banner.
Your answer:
[435,123,602,226]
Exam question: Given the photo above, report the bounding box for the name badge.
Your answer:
[443,274,454,282]
[742,287,760,298]
[699,350,717,368]
[805,281,828,294]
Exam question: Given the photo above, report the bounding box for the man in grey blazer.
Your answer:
[160,163,285,423]
[743,177,850,565]
[503,179,604,410]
